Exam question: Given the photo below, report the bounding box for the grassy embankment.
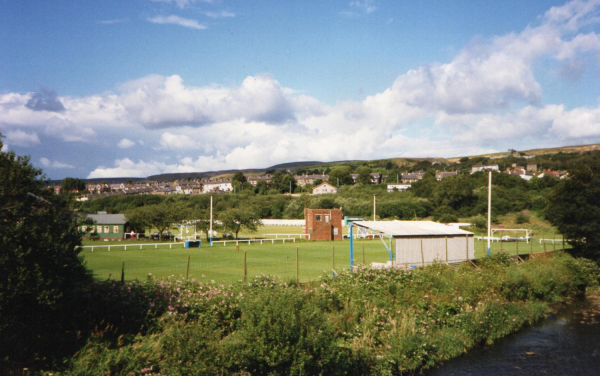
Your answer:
[61,252,599,375]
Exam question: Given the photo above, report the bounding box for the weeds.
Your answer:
[61,253,598,375]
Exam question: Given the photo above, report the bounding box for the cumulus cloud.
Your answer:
[39,157,74,169]
[1,143,8,152]
[118,138,136,149]
[5,130,40,146]
[87,158,166,178]
[25,87,65,112]
[148,15,206,30]
[159,132,200,150]
[118,74,302,128]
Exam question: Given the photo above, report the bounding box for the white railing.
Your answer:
[539,238,566,244]
[78,242,186,252]
[211,238,297,246]
[263,234,310,239]
[260,219,305,226]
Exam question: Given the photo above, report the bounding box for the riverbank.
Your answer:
[426,289,600,375]
[56,253,598,375]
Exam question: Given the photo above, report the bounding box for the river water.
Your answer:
[427,295,600,375]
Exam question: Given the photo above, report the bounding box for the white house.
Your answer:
[312,182,339,195]
[202,179,233,193]
[471,165,499,174]
[387,184,411,192]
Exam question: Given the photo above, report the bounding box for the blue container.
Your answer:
[185,240,201,248]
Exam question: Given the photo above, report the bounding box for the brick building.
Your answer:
[304,208,343,241]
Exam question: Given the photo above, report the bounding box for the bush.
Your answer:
[515,213,530,224]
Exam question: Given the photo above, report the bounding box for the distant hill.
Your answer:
[49,143,600,183]
[446,143,600,163]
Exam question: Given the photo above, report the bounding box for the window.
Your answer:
[113,226,119,233]
[97,226,102,233]
[104,226,109,233]
[316,214,322,221]
[325,215,330,223]
[333,228,338,236]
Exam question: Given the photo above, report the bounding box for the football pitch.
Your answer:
[81,234,566,284]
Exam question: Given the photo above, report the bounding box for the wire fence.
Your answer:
[82,236,571,284]
[83,239,390,284]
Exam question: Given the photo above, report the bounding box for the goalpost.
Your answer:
[490,229,532,243]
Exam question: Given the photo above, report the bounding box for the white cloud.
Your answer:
[1,143,8,152]
[159,132,199,150]
[87,158,166,178]
[118,138,136,149]
[203,11,235,19]
[350,0,377,14]
[39,157,74,169]
[150,0,214,9]
[118,74,302,128]
[5,130,40,146]
[147,15,207,30]
[96,18,130,25]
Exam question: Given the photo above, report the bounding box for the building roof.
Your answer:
[87,213,127,225]
[351,220,473,237]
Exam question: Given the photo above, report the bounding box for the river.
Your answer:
[427,295,600,375]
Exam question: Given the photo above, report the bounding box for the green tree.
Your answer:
[546,161,600,261]
[125,201,189,240]
[0,136,92,368]
[232,171,247,184]
[328,166,353,186]
[356,166,372,185]
[61,177,86,193]
[270,171,297,193]
[219,208,262,239]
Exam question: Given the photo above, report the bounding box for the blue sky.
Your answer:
[2,0,600,179]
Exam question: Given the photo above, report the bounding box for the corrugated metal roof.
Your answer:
[87,214,127,225]
[352,220,473,237]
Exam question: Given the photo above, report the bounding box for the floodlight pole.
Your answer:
[487,171,492,256]
[350,225,354,268]
[209,195,213,246]
[373,195,377,221]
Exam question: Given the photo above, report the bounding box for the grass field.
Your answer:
[81,226,569,284]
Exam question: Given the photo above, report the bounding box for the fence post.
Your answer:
[420,239,425,267]
[362,243,365,265]
[108,246,111,252]
[562,235,565,251]
[465,234,469,260]
[140,244,142,250]
[553,234,556,252]
[543,232,547,254]
[332,245,335,280]
[516,237,519,256]
[186,255,190,279]
[531,235,533,254]
[120,260,125,283]
[243,250,247,283]
[445,236,448,262]
[296,246,299,285]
